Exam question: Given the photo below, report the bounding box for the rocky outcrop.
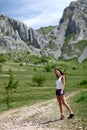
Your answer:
[78,47,87,63]
[48,0,87,62]
[0,14,48,51]
[0,0,87,63]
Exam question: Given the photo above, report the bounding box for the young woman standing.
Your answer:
[55,68,74,120]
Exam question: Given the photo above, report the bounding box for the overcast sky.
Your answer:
[0,0,77,29]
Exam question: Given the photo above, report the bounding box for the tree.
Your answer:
[0,64,2,73]
[5,70,19,108]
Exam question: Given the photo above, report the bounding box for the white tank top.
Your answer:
[56,76,62,89]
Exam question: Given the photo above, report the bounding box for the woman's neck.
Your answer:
[59,74,62,78]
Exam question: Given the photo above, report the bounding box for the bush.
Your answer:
[0,54,6,62]
[40,56,49,63]
[72,67,76,70]
[44,64,52,72]
[80,80,87,86]
[32,74,46,86]
[0,64,2,73]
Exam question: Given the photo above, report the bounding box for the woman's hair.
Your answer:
[55,68,64,78]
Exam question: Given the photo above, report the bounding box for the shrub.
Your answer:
[34,67,36,71]
[32,74,46,86]
[80,80,87,86]
[40,56,49,63]
[0,64,2,73]
[72,67,76,70]
[0,54,6,62]
[44,64,52,72]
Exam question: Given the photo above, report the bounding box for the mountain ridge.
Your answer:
[0,0,87,63]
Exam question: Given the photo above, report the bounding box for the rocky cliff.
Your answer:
[48,0,87,62]
[0,0,87,63]
[0,14,48,55]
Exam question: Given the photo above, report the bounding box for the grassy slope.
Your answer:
[0,60,87,124]
[37,25,56,35]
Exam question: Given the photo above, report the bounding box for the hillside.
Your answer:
[0,0,87,63]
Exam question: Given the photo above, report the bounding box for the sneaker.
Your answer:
[67,113,74,119]
[60,115,65,120]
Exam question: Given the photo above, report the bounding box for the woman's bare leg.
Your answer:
[61,95,73,113]
[56,96,64,116]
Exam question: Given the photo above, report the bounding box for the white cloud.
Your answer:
[23,10,61,28]
[0,0,77,29]
[21,0,77,29]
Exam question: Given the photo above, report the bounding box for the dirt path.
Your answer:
[0,91,83,130]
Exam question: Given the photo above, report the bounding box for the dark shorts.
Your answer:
[56,89,65,96]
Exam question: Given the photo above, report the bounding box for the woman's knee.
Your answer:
[58,101,62,106]
[62,101,66,106]
[62,100,69,106]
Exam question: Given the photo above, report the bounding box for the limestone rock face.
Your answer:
[0,0,87,62]
[0,14,49,56]
[48,0,87,62]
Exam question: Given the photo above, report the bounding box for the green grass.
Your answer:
[0,60,87,111]
[37,25,56,35]
[67,91,87,129]
[70,91,87,119]
[74,40,87,53]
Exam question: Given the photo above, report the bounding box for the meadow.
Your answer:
[0,59,87,119]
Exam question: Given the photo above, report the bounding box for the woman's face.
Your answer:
[55,70,60,76]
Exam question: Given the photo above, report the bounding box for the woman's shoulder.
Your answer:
[61,75,65,80]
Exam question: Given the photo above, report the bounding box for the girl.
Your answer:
[55,68,74,120]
